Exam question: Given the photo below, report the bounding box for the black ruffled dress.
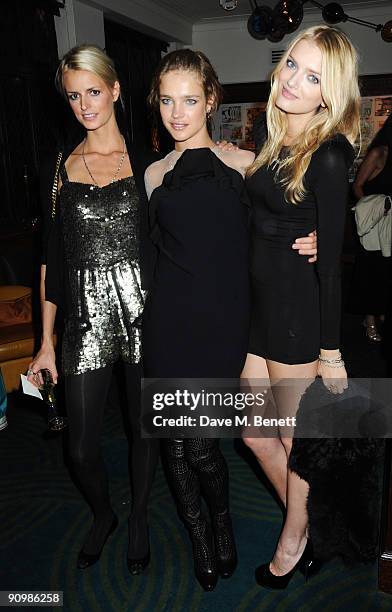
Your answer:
[142,147,250,379]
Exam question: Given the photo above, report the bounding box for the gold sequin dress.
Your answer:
[57,165,144,375]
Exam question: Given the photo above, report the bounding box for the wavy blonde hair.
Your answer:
[247,25,361,203]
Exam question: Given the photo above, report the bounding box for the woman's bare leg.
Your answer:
[266,359,318,576]
[241,353,288,505]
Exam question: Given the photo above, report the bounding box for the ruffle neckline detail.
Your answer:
[149,148,250,247]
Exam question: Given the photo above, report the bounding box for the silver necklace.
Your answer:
[82,136,126,187]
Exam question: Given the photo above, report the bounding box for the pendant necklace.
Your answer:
[82,136,126,187]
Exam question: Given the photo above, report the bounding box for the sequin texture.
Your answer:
[58,176,144,375]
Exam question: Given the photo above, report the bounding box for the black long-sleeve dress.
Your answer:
[246,134,354,364]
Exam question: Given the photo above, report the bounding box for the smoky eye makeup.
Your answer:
[67,87,102,100]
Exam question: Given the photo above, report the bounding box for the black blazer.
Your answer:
[41,134,161,311]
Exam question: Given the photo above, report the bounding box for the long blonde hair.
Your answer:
[247,25,361,203]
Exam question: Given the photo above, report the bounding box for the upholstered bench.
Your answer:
[0,286,34,392]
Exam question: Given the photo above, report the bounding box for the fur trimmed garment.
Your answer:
[289,378,386,565]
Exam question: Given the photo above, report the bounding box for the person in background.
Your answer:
[353,115,392,342]
[0,369,7,431]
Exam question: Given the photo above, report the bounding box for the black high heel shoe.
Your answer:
[213,510,237,579]
[127,547,151,575]
[127,519,151,575]
[187,518,218,591]
[255,539,320,589]
[77,515,118,570]
[298,539,323,580]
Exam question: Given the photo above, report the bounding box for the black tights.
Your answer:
[65,363,159,556]
[164,438,229,525]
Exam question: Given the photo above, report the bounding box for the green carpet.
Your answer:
[0,392,391,612]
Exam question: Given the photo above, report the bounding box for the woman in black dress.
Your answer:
[28,45,159,574]
[143,50,254,591]
[143,49,318,591]
[241,26,361,588]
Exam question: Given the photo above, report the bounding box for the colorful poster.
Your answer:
[374,97,392,116]
[213,102,267,150]
[220,123,243,142]
[359,95,391,157]
[221,105,242,123]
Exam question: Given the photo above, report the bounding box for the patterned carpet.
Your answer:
[1,375,391,612]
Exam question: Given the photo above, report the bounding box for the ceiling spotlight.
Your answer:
[321,2,347,24]
[219,0,238,10]
[248,5,273,40]
[381,20,392,42]
[246,0,392,44]
[310,0,391,42]
[273,0,304,35]
[268,23,286,42]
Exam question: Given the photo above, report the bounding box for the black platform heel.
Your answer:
[299,539,323,581]
[255,539,320,589]
[127,518,151,575]
[213,510,237,578]
[127,547,151,575]
[163,439,218,590]
[188,518,218,591]
[77,515,118,570]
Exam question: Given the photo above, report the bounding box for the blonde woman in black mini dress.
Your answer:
[242,26,361,589]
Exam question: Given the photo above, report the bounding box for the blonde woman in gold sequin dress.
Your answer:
[28,45,159,574]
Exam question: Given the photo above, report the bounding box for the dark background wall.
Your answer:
[0,1,60,231]
[104,19,168,150]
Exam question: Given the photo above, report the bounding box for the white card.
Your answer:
[20,374,43,400]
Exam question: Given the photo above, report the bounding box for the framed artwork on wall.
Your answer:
[359,95,392,152]
[212,102,267,150]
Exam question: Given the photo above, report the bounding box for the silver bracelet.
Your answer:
[318,353,345,368]
[320,360,345,368]
[318,353,343,364]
